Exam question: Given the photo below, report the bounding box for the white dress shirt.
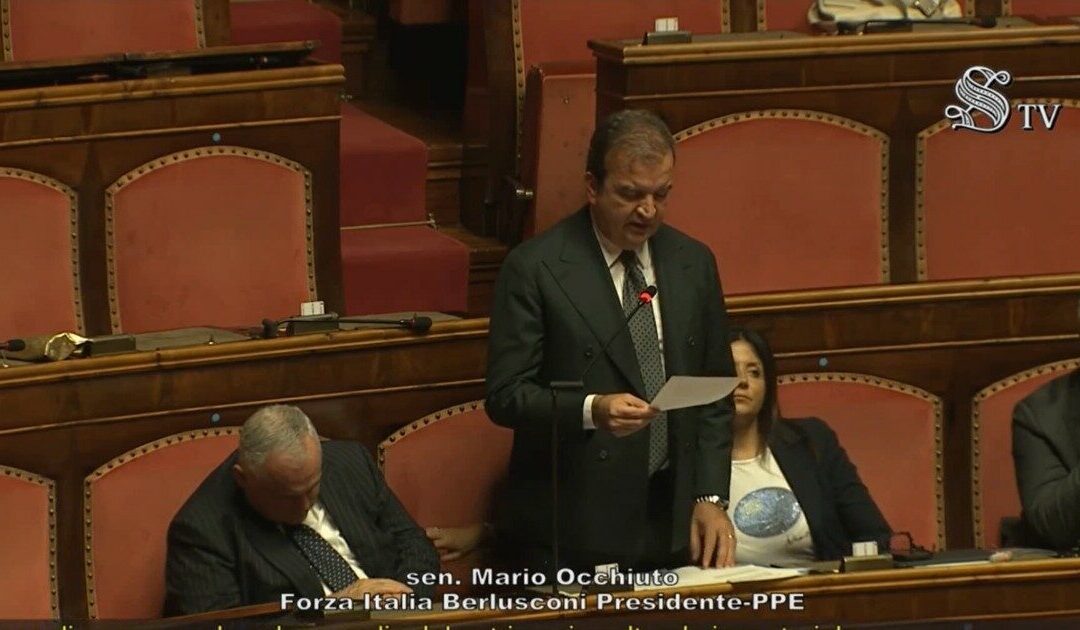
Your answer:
[300,500,368,595]
[583,219,665,429]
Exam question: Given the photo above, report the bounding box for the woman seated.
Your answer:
[427,327,891,566]
[728,326,890,564]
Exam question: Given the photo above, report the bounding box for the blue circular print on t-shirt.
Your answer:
[733,487,802,538]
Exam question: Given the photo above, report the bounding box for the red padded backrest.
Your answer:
[1005,0,1079,17]
[84,429,239,619]
[757,0,813,32]
[0,170,83,339]
[379,402,512,592]
[670,111,889,294]
[2,0,202,62]
[778,374,945,551]
[106,147,316,333]
[917,102,1080,281]
[229,0,343,64]
[0,467,57,619]
[971,361,1079,549]
[517,0,726,70]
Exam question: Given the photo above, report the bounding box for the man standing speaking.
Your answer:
[486,109,737,575]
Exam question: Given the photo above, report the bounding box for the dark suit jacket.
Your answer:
[1013,370,1080,550]
[485,207,736,566]
[769,418,891,560]
[164,440,438,615]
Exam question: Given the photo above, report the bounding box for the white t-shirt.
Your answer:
[730,448,815,566]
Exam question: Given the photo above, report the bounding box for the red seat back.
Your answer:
[84,428,239,619]
[971,360,1079,548]
[670,111,889,294]
[379,401,512,592]
[0,170,83,339]
[1005,0,1079,17]
[0,467,57,619]
[917,103,1080,281]
[778,373,945,551]
[1,0,203,62]
[105,147,316,333]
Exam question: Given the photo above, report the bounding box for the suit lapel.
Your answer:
[1062,372,1080,468]
[770,424,829,553]
[240,503,324,597]
[318,463,379,576]
[543,208,646,397]
[650,226,692,379]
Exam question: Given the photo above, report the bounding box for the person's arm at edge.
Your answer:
[811,419,892,552]
[1013,400,1080,550]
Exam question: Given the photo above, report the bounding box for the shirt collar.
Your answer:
[590,215,651,270]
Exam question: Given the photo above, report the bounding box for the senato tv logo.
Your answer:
[945,66,1062,133]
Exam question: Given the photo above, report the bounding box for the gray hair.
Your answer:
[586,109,675,186]
[238,405,319,472]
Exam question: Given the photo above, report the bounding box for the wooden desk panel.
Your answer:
[0,56,345,334]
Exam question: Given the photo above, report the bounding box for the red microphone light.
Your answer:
[638,285,658,304]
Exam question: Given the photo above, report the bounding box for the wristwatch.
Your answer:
[696,495,730,510]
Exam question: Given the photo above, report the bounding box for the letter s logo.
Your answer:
[945,66,1013,133]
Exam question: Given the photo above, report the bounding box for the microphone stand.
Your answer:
[543,287,658,595]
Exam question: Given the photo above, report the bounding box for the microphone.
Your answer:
[545,284,657,592]
[1,339,26,352]
[338,315,433,333]
[841,16,996,33]
[261,313,435,338]
[551,285,658,390]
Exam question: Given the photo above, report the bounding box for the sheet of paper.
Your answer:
[649,376,739,411]
[635,565,807,591]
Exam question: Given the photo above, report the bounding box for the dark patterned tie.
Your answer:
[289,524,359,592]
[619,250,668,474]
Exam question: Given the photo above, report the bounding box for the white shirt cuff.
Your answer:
[583,394,597,430]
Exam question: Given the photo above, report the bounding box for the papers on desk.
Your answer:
[635,565,807,591]
[650,376,739,411]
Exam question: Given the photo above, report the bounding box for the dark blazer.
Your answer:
[768,418,891,560]
[485,207,736,566]
[1013,370,1080,550]
[164,440,438,616]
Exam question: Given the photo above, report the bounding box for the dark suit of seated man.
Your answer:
[1013,370,1080,551]
[164,405,439,616]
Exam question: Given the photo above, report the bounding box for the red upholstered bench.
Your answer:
[229,0,343,62]
[339,104,469,315]
[231,5,470,316]
[340,103,428,227]
[340,226,469,315]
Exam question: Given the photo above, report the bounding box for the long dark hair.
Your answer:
[728,326,781,451]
